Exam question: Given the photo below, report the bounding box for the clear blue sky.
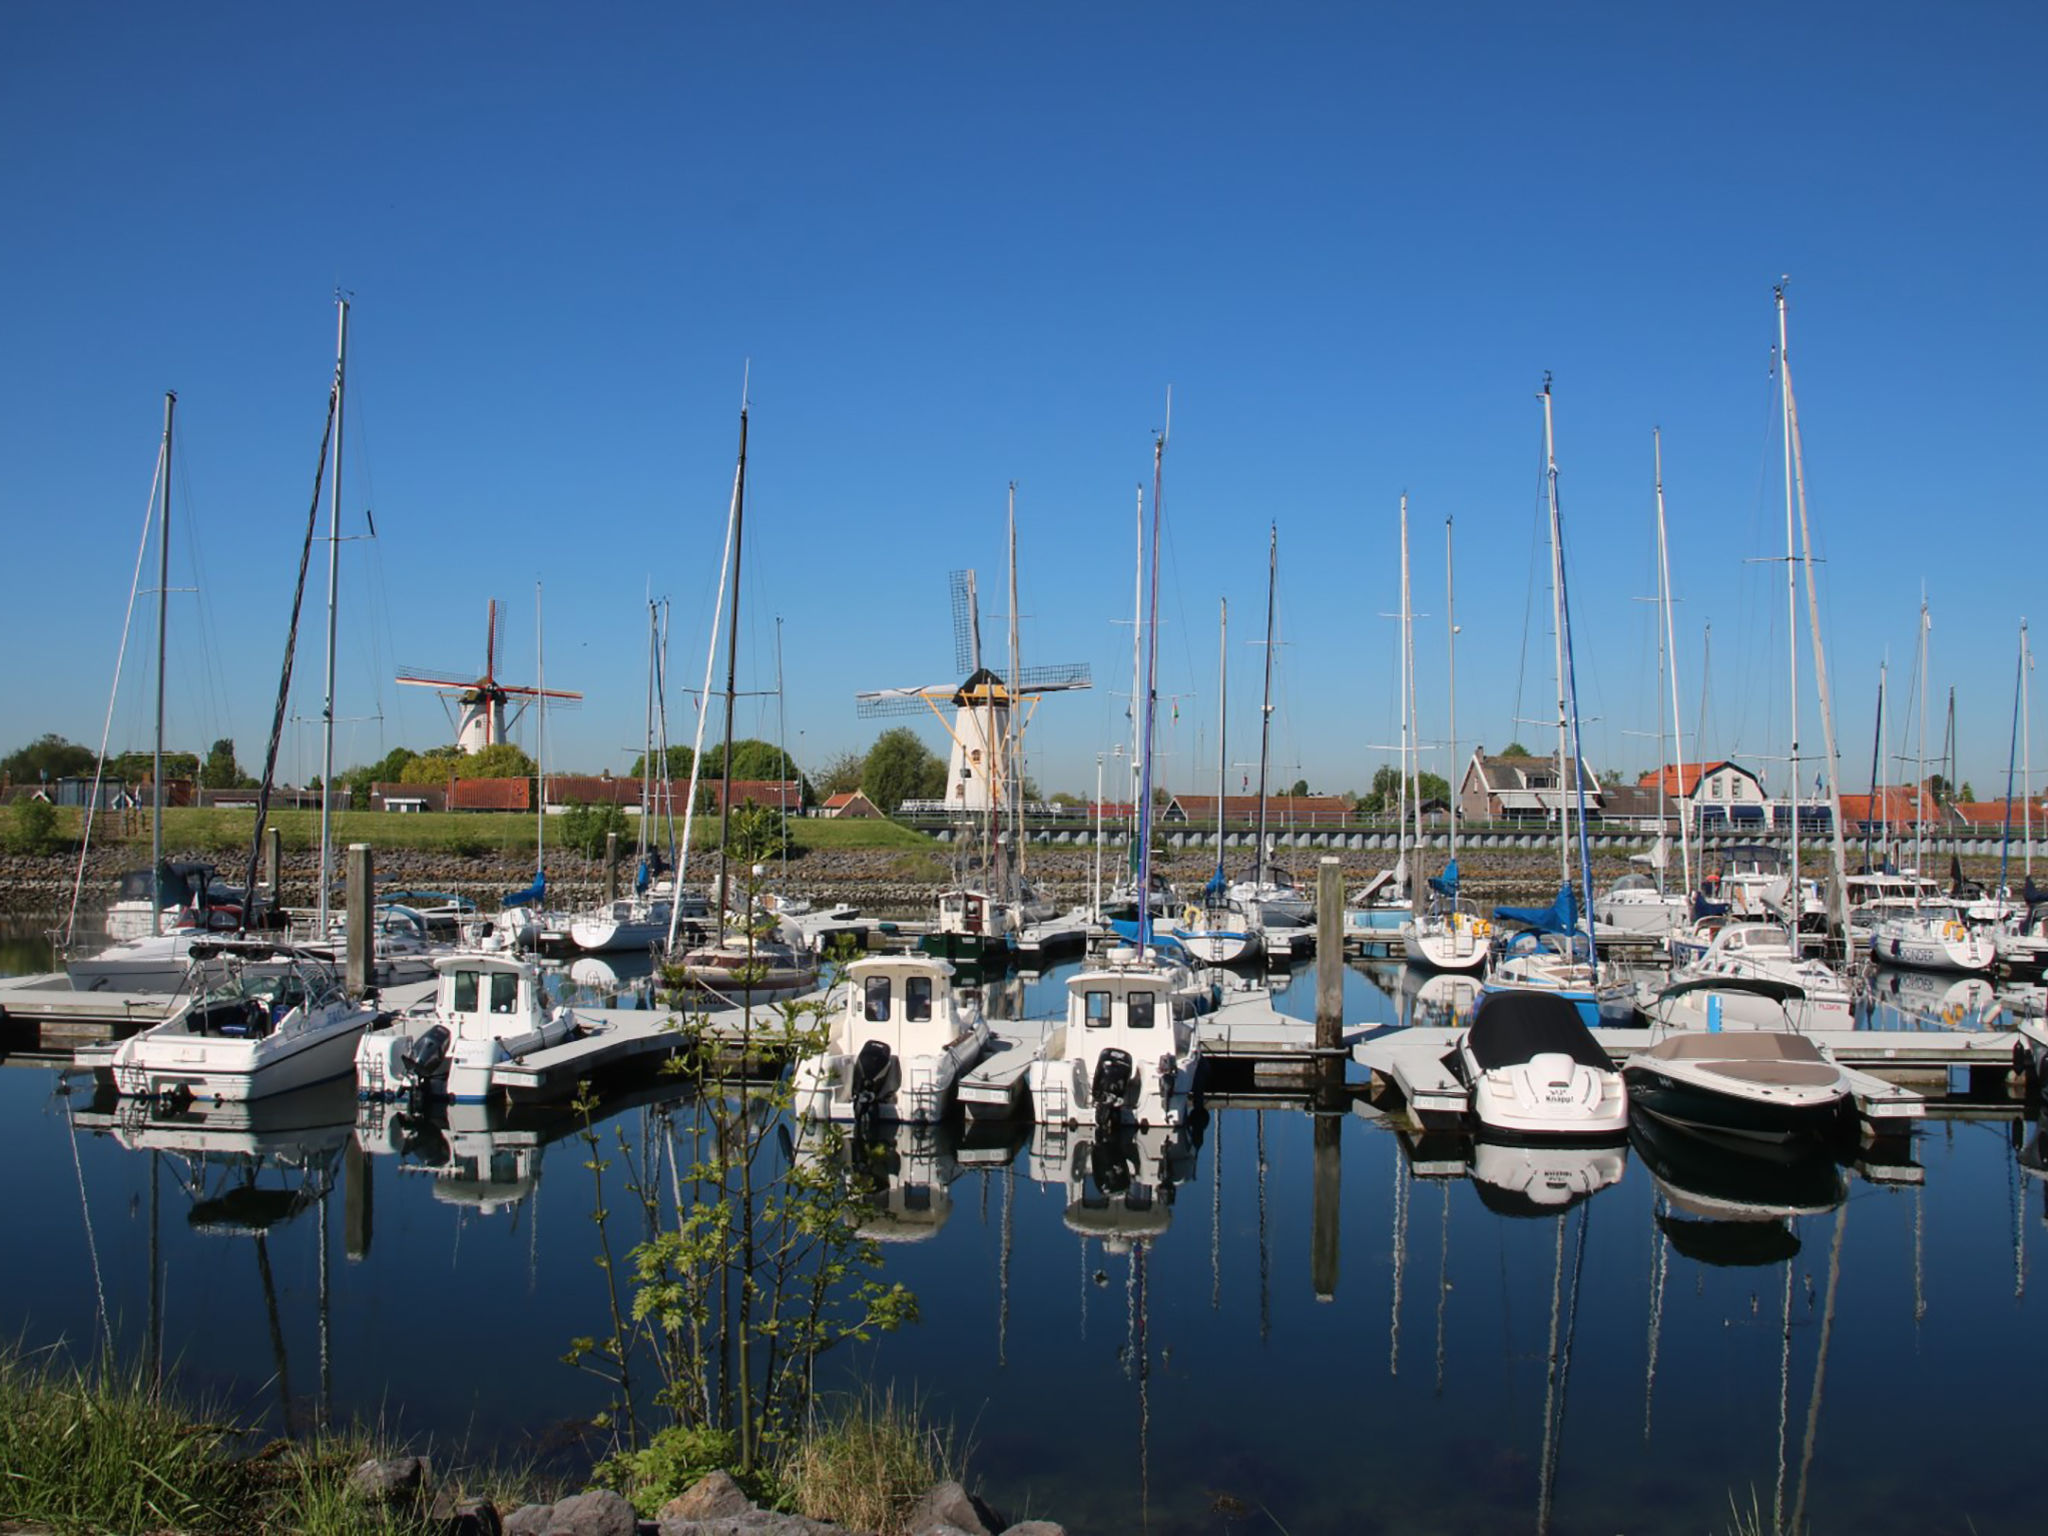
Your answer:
[5,3,2043,806]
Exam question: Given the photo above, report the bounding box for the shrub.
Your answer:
[2,797,60,854]
[781,1387,961,1536]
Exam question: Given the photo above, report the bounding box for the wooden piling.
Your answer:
[604,830,620,903]
[1315,856,1343,1050]
[343,1135,372,1262]
[1311,1110,1341,1302]
[345,844,372,996]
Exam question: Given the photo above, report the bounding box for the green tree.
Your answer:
[339,746,420,805]
[1500,741,1533,758]
[199,738,256,790]
[860,728,946,813]
[725,801,788,864]
[1357,764,1450,816]
[1,734,96,783]
[104,749,200,783]
[1287,777,1309,796]
[814,750,865,798]
[628,744,696,783]
[456,743,537,779]
[560,801,634,858]
[2,798,60,854]
[399,749,464,786]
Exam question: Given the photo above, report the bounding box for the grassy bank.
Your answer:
[0,1347,962,1536]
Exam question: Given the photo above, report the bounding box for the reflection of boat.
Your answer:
[73,1077,358,1207]
[356,942,582,1103]
[92,942,379,1102]
[792,1118,970,1242]
[1399,967,1480,1030]
[1467,1135,1627,1217]
[1623,1028,1853,1145]
[1630,1112,1847,1229]
[1453,991,1627,1141]
[1028,1118,1202,1244]
[1870,966,1999,1031]
[1636,970,1843,1036]
[792,952,989,1124]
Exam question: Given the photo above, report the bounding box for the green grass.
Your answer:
[780,1386,963,1536]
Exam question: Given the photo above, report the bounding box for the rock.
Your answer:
[904,1480,1006,1536]
[544,1490,639,1536]
[428,1489,504,1536]
[1000,1524,1068,1536]
[655,1516,841,1536]
[346,1455,430,1505]
[502,1504,554,1536]
[659,1472,757,1523]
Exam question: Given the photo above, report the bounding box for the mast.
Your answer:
[1135,397,1169,952]
[1445,517,1459,869]
[640,599,658,874]
[1129,482,1145,877]
[316,297,348,939]
[1777,288,1801,943]
[1654,429,1692,897]
[1865,665,1886,873]
[775,613,790,879]
[1401,496,1423,892]
[715,401,749,923]
[1253,524,1277,889]
[535,582,548,879]
[1213,597,1228,888]
[1007,483,1024,898]
[1544,378,1598,957]
[2004,639,2023,900]
[1916,599,1930,875]
[151,391,175,931]
[1541,381,1571,894]
[2026,620,2035,881]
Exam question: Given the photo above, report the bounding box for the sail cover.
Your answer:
[1493,881,1577,936]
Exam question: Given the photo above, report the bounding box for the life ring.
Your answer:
[1181,904,1204,929]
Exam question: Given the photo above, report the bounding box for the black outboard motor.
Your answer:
[851,1039,894,1129]
[1090,1130,1139,1197]
[402,1024,452,1088]
[1091,1047,1135,1129]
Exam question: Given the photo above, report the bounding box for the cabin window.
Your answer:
[1128,990,1157,1029]
[906,976,933,1022]
[491,972,519,1014]
[864,976,892,1022]
[1084,990,1113,1028]
[453,970,481,1011]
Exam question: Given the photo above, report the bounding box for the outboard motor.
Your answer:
[1091,1047,1135,1129]
[1089,1130,1139,1197]
[401,1024,452,1089]
[851,1039,894,1129]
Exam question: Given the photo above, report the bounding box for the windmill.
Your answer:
[396,599,582,753]
[857,568,1089,815]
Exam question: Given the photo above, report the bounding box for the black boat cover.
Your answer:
[1465,990,1610,1072]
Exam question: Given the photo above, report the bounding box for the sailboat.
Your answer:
[1229,526,1313,930]
[1161,597,1263,966]
[1480,381,1634,1027]
[1403,509,1491,972]
[1595,431,1693,939]
[669,396,820,1004]
[1024,416,1203,1128]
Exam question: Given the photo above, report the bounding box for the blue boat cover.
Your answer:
[1493,881,1577,936]
[503,869,546,909]
[1429,858,1460,900]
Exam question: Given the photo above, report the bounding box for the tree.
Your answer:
[1500,741,1533,758]
[399,749,465,786]
[1357,764,1450,817]
[813,750,865,798]
[455,743,537,779]
[104,749,200,783]
[339,746,420,805]
[199,738,256,790]
[560,801,633,858]
[2,798,60,854]
[860,728,946,813]
[628,744,696,783]
[1287,777,1309,797]
[2,734,96,783]
[724,802,787,864]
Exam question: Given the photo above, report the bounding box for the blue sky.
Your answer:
[4,3,2043,805]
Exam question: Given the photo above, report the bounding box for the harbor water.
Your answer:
[1,921,2041,1534]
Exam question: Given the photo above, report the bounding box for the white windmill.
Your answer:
[396,599,581,753]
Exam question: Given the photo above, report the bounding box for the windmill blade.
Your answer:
[949,569,980,677]
[500,684,585,702]
[1015,662,1091,693]
[395,668,482,690]
[857,685,953,720]
[486,599,503,683]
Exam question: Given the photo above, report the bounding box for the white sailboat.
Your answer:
[1162,597,1264,967]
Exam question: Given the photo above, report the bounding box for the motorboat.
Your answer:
[1466,1135,1628,1216]
[1622,1030,1853,1145]
[669,927,821,1007]
[355,941,583,1103]
[87,941,380,1103]
[1636,971,1845,1037]
[1867,903,1996,974]
[791,951,990,1124]
[1025,945,1203,1127]
[1672,921,1855,1024]
[1451,990,1627,1140]
[920,886,1019,968]
[1593,871,1689,939]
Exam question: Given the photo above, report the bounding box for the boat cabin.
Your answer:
[433,952,547,1041]
[840,954,970,1055]
[1063,951,1200,1053]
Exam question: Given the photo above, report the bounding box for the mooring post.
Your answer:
[1315,856,1343,1051]
[263,825,283,899]
[1311,1108,1341,1301]
[343,1135,372,1262]
[604,829,620,903]
[345,843,372,996]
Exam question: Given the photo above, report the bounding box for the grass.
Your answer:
[780,1386,963,1536]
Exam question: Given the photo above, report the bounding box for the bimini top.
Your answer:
[1465,990,1610,1073]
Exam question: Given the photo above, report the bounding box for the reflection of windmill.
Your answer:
[856,568,1088,815]
[396,599,582,753]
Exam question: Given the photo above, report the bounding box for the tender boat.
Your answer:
[89,941,380,1103]
[1025,945,1203,1127]
[1451,990,1628,1140]
[791,952,990,1124]
[355,942,582,1103]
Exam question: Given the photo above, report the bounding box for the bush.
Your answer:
[2,797,60,854]
[781,1387,960,1536]
[595,1424,781,1516]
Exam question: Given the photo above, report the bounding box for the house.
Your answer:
[1459,748,1603,825]
[450,777,532,813]
[699,779,805,814]
[545,774,643,810]
[820,791,884,819]
[371,781,449,813]
[1640,760,1769,831]
[1597,782,1681,833]
[1163,794,1353,827]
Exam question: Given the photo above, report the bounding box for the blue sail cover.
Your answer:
[1429,858,1460,900]
[1109,916,1188,958]
[503,869,546,909]
[635,858,651,894]
[1494,881,1577,936]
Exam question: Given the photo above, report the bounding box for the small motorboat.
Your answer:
[355,940,582,1103]
[1451,990,1627,1140]
[1622,1029,1853,1145]
[1025,945,1204,1128]
[791,951,990,1124]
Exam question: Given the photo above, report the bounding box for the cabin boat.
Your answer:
[1842,869,1944,943]
[355,943,582,1103]
[1451,990,1628,1140]
[1673,921,1855,1024]
[1025,946,1203,1127]
[1622,1029,1853,1144]
[920,886,1020,968]
[791,952,990,1124]
[90,942,379,1103]
[1480,930,1636,1028]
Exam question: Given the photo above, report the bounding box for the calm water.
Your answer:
[2,923,2042,1534]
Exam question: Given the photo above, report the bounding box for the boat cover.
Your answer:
[1465,990,1610,1072]
[1493,881,1577,936]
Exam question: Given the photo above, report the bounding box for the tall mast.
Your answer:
[1213,597,1228,885]
[1917,598,1930,875]
[1400,496,1421,889]
[715,402,749,923]
[150,391,175,929]
[1866,665,1886,871]
[1136,396,1169,952]
[535,582,548,875]
[775,613,789,879]
[317,298,347,939]
[641,599,659,868]
[1445,517,1459,867]
[1253,524,1277,889]
[1544,379,1598,955]
[1129,482,1145,867]
[1777,287,1801,942]
[1655,429,1692,897]
[1007,482,1024,895]
[2026,620,2035,880]
[2004,637,2023,900]
[1542,381,1571,892]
